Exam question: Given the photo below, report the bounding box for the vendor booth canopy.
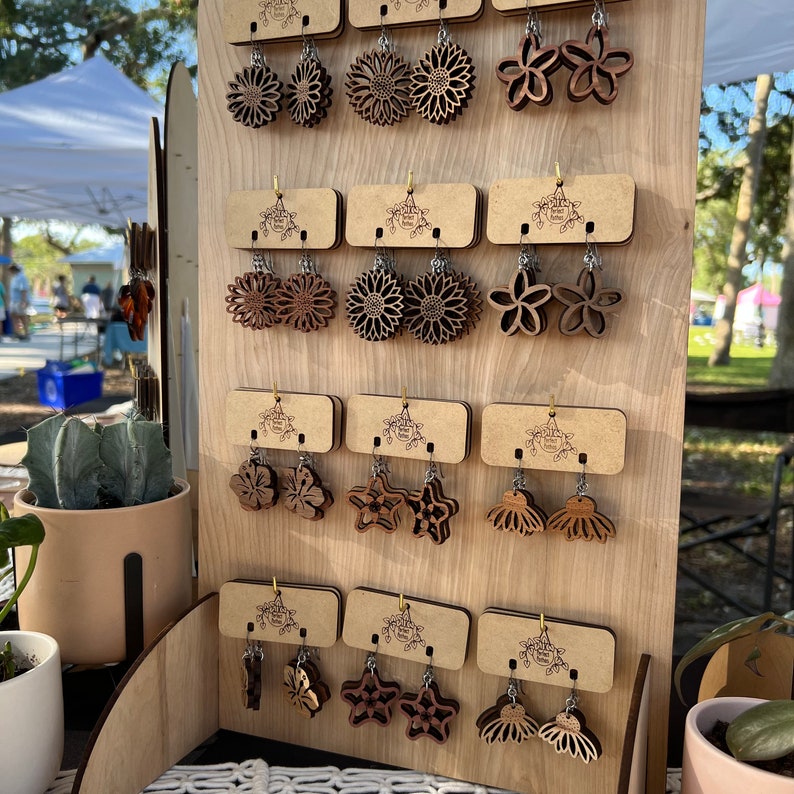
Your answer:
[0,54,163,227]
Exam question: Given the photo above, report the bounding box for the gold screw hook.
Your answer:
[272,576,278,595]
[407,170,414,195]
[554,162,563,187]
[399,593,408,613]
[401,386,408,408]
[548,394,556,417]
[539,612,546,633]
[273,174,282,199]
[273,381,280,403]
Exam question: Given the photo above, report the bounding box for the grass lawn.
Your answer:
[687,326,774,389]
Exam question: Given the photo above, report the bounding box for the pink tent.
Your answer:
[714,283,781,330]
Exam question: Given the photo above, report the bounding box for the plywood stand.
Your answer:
[73,1,704,791]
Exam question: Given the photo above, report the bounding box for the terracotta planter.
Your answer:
[13,478,193,665]
[681,697,792,793]
[0,630,63,794]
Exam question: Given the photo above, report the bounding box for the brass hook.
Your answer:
[401,386,408,408]
[554,162,563,187]
[272,576,278,595]
[539,612,546,632]
[273,381,280,403]
[273,174,282,199]
[548,394,556,417]
[407,170,414,195]
[398,593,408,613]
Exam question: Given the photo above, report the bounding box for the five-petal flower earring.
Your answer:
[226,23,283,128]
[405,442,459,545]
[551,222,624,338]
[487,226,553,336]
[286,20,333,128]
[560,0,634,105]
[397,647,460,743]
[345,437,408,534]
[340,635,402,727]
[241,628,264,710]
[495,10,562,110]
[345,8,412,127]
[225,231,282,330]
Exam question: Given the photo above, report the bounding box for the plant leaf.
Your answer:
[726,700,794,761]
[53,417,102,509]
[0,514,45,553]
[128,415,172,505]
[21,413,67,508]
[98,420,136,505]
[674,612,776,704]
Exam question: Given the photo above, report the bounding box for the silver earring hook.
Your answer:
[526,9,541,39]
[584,231,602,272]
[592,0,608,29]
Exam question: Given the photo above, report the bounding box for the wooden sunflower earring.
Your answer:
[241,631,264,710]
[275,233,337,333]
[345,7,412,127]
[551,222,624,338]
[487,225,553,336]
[486,448,547,536]
[340,635,402,727]
[345,437,408,534]
[547,453,615,543]
[539,670,602,763]
[405,443,459,545]
[225,232,282,330]
[476,660,540,744]
[280,433,334,521]
[286,18,333,128]
[229,429,279,511]
[345,230,405,342]
[282,629,331,719]
[226,23,283,128]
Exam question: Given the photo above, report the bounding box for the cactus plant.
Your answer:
[21,412,173,509]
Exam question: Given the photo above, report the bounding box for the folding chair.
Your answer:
[678,441,794,615]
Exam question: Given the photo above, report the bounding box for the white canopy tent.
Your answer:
[0,54,163,227]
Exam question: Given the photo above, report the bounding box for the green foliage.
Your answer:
[0,502,45,628]
[727,700,794,761]
[0,641,14,682]
[53,414,102,509]
[688,327,774,388]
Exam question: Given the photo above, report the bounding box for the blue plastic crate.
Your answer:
[37,368,104,410]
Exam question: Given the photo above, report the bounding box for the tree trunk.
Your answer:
[769,121,794,387]
[708,74,773,366]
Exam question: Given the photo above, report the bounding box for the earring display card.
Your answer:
[348,0,483,30]
[219,580,342,647]
[493,0,629,13]
[480,403,626,474]
[225,189,341,250]
[477,609,616,693]
[226,388,342,453]
[486,174,636,246]
[343,587,471,670]
[345,183,481,249]
[346,393,471,463]
[223,0,344,44]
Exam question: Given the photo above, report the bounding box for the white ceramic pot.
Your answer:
[13,478,193,665]
[681,696,793,793]
[0,630,63,794]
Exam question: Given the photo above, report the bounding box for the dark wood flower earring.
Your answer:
[225,232,282,330]
[405,443,459,545]
[280,434,333,521]
[486,448,547,536]
[287,18,333,128]
[340,635,402,727]
[282,630,330,719]
[229,429,279,511]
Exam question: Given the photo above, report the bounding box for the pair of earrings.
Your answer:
[340,642,460,744]
[487,229,624,339]
[230,431,333,520]
[345,14,476,127]
[226,23,332,129]
[486,452,616,543]
[346,234,481,346]
[225,236,337,333]
[345,442,459,545]
[495,1,633,110]
[477,667,601,764]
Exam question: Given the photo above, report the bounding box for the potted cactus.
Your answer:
[13,411,193,665]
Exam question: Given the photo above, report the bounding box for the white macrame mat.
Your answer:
[46,761,684,793]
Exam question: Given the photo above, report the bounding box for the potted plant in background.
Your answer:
[675,611,794,792]
[13,411,193,665]
[0,503,64,794]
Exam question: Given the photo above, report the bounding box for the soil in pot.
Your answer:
[706,719,794,777]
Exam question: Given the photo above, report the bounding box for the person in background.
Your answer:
[52,274,71,319]
[101,280,116,316]
[80,275,102,319]
[8,262,31,340]
[0,276,6,341]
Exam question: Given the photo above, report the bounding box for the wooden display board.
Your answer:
[197,1,704,791]
[224,0,344,44]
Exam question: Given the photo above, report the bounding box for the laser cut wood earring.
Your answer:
[280,434,334,521]
[487,226,553,336]
[547,453,615,543]
[552,224,624,338]
[406,443,459,545]
[241,631,264,710]
[410,14,476,125]
[476,660,540,744]
[230,429,279,511]
[286,19,333,128]
[226,23,283,128]
[345,437,408,534]
[226,232,282,330]
[398,648,460,743]
[560,0,634,105]
[346,8,412,127]
[340,635,402,727]
[275,234,337,333]
[495,10,561,110]
[539,670,602,763]
[486,448,547,536]
[283,631,331,719]
[345,231,405,341]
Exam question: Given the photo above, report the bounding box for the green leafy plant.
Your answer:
[0,502,46,682]
[21,412,174,510]
[675,611,794,763]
